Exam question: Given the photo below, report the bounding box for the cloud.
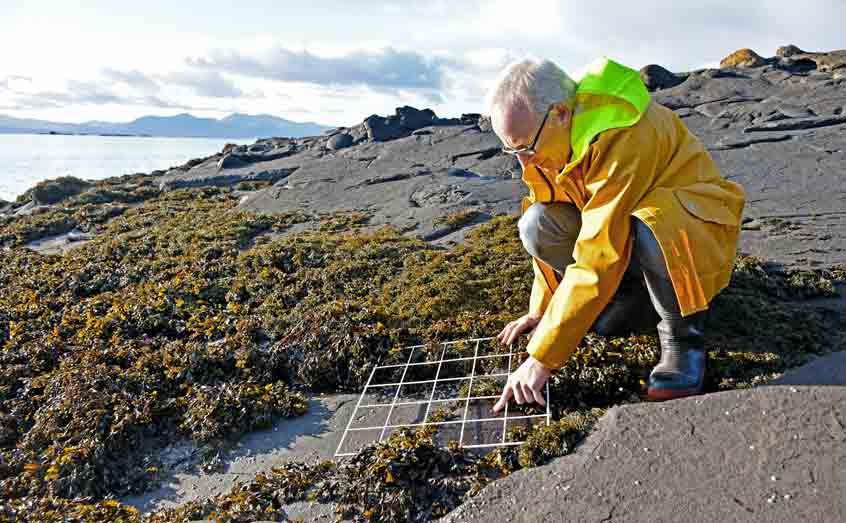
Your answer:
[101,68,160,93]
[187,46,450,90]
[103,68,246,98]
[160,70,245,98]
[5,79,191,111]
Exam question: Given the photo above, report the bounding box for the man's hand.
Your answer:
[492,356,552,413]
[497,312,542,347]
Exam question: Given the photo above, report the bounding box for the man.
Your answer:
[489,57,746,411]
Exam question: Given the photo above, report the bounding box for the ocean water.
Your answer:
[0,133,247,201]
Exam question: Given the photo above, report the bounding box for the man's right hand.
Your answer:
[497,313,542,347]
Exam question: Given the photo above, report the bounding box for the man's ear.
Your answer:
[552,101,572,125]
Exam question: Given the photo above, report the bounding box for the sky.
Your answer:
[0,0,843,128]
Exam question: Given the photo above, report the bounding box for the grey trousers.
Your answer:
[518,202,688,327]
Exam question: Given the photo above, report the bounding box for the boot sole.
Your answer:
[647,386,703,401]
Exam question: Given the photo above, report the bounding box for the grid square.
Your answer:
[504,416,548,442]
[385,401,429,427]
[433,376,470,400]
[349,404,392,430]
[438,358,473,380]
[336,428,384,455]
[398,380,433,399]
[360,384,399,406]
[370,364,405,385]
[461,419,506,447]
[335,337,550,458]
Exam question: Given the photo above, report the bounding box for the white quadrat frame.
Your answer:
[335,337,551,457]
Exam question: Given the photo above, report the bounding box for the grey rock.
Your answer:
[640,64,684,91]
[217,152,249,170]
[396,105,436,130]
[159,167,297,191]
[327,132,354,150]
[447,384,846,523]
[777,44,804,57]
[744,114,846,133]
[20,176,93,205]
[711,134,792,150]
[364,106,438,142]
[364,113,406,141]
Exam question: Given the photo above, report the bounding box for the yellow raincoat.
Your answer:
[523,58,746,369]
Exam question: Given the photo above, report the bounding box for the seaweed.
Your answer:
[0,180,843,523]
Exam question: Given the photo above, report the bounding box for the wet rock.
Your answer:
[640,64,684,91]
[327,132,354,150]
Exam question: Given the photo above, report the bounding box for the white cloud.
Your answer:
[1,1,844,124]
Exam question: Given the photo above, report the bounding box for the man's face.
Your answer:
[497,98,573,172]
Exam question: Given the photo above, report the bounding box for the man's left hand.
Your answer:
[492,356,552,413]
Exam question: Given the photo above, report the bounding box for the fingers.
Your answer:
[512,380,525,404]
[492,383,512,413]
[505,319,528,346]
[531,384,546,406]
[497,321,516,345]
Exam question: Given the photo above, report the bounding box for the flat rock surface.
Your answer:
[220,62,846,270]
[447,379,846,523]
[122,394,359,520]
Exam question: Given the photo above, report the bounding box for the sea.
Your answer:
[0,133,249,201]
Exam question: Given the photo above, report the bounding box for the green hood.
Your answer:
[561,57,651,175]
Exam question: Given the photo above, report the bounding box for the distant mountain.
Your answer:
[0,113,331,139]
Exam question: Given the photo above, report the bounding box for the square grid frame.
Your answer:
[335,336,550,457]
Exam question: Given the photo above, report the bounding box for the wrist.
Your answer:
[528,354,554,371]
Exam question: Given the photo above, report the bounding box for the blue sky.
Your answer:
[0,0,843,127]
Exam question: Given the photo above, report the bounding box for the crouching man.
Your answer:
[489,57,746,409]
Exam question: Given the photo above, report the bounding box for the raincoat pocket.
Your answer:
[673,182,743,227]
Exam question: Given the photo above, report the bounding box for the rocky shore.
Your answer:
[1,45,845,522]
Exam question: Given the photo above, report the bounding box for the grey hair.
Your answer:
[487,58,577,136]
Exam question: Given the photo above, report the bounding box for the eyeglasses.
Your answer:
[501,108,550,156]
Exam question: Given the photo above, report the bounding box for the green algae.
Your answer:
[1,181,844,522]
[434,209,483,232]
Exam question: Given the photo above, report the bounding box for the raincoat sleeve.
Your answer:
[528,258,554,317]
[526,129,658,369]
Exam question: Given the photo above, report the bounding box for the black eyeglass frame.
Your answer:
[501,107,551,156]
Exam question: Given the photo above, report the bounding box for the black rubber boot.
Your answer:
[627,217,710,401]
[647,309,709,400]
[591,272,660,337]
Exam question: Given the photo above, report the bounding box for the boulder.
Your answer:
[777,44,804,57]
[779,48,846,73]
[396,105,436,130]
[364,106,440,142]
[720,48,767,68]
[640,64,684,91]
[18,176,93,205]
[327,133,354,150]
[364,114,406,142]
